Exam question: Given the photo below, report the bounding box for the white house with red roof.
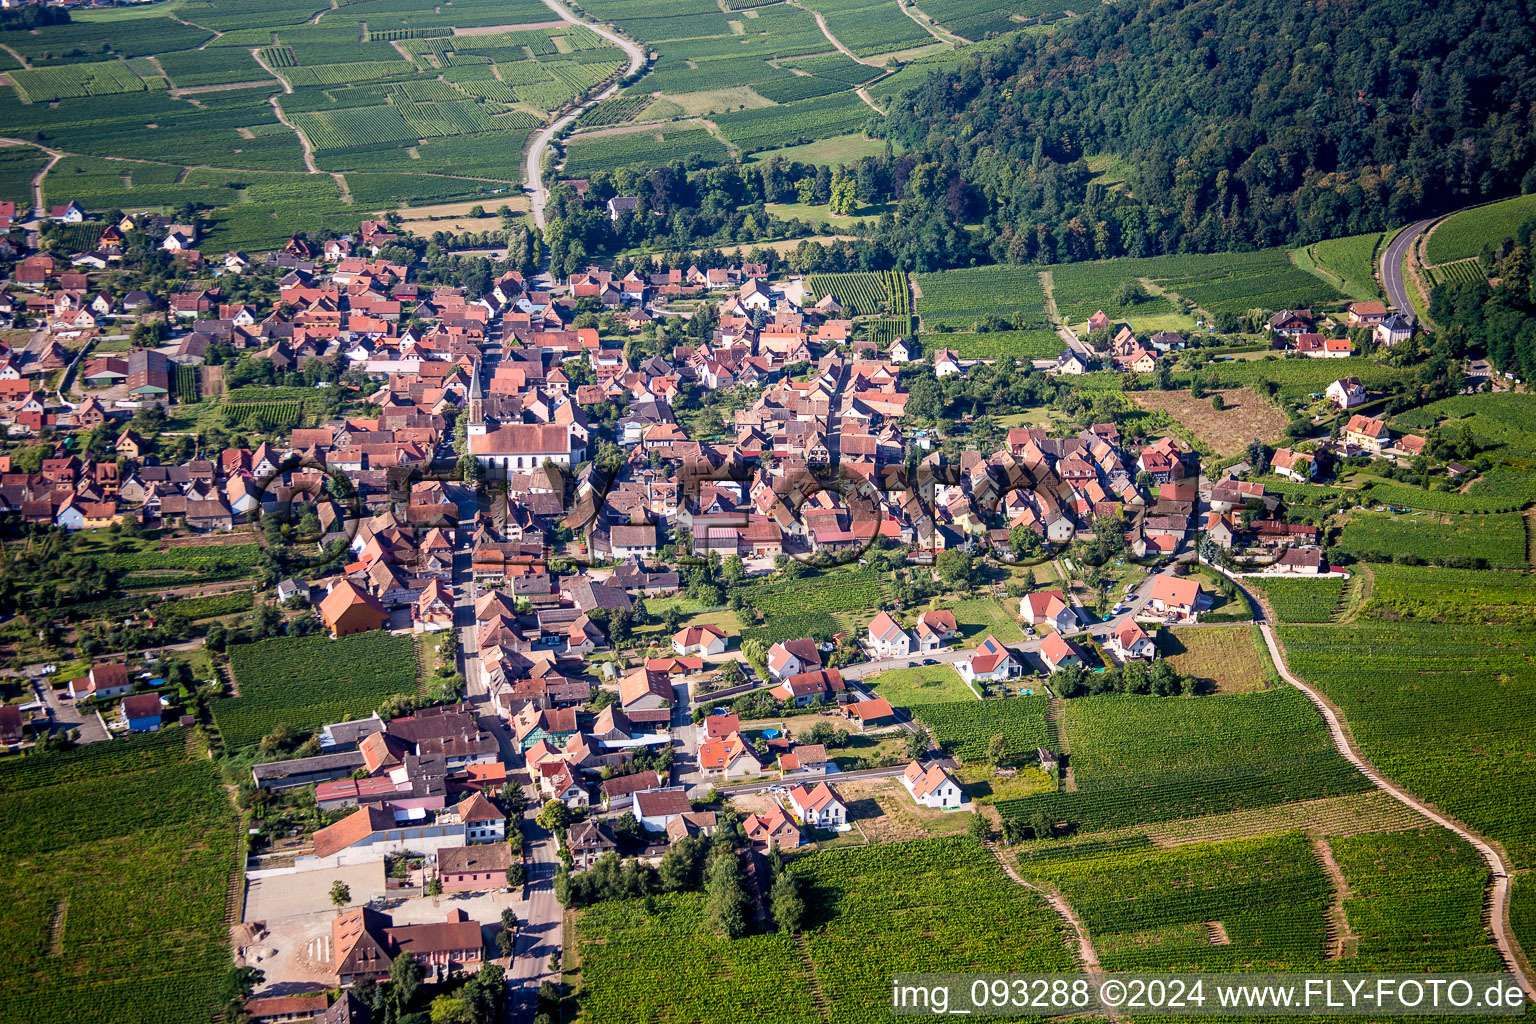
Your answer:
[914,609,958,651]
[1039,632,1086,674]
[1147,575,1204,620]
[766,638,821,680]
[1109,620,1157,661]
[672,622,728,656]
[1019,589,1077,633]
[901,761,965,810]
[786,782,847,829]
[865,610,911,658]
[956,635,1023,684]
[698,732,763,779]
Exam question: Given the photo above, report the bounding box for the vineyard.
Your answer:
[806,270,908,317]
[1279,620,1536,867]
[1353,479,1530,514]
[572,837,1074,1024]
[9,59,154,102]
[913,264,1048,329]
[0,733,240,1024]
[737,567,888,646]
[712,91,876,154]
[160,590,256,620]
[937,329,1062,361]
[1247,577,1345,623]
[1017,832,1331,971]
[563,125,732,175]
[172,362,199,404]
[1426,257,1487,287]
[999,687,1371,831]
[1334,510,1527,568]
[1363,564,1536,624]
[910,696,1051,765]
[1301,231,1382,302]
[1425,192,1536,264]
[216,631,419,748]
[1331,828,1504,970]
[1167,355,1407,400]
[1392,393,1536,457]
[223,399,302,430]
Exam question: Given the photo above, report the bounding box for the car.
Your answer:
[923,658,936,665]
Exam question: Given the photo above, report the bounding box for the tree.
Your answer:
[537,799,572,834]
[461,963,506,1024]
[904,724,931,760]
[429,995,471,1024]
[426,877,442,897]
[222,966,265,1024]
[330,880,351,910]
[1211,393,1225,411]
[506,860,526,889]
[770,869,805,933]
[389,950,424,1006]
[935,549,979,591]
[504,781,528,816]
[987,733,1008,765]
[967,811,991,841]
[704,851,749,939]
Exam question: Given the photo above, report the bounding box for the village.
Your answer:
[0,196,1512,1024]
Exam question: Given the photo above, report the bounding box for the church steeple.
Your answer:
[467,364,486,437]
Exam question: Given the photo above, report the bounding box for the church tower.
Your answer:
[467,365,487,438]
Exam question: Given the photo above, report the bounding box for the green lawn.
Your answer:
[763,199,893,227]
[865,664,975,706]
[745,132,890,166]
[943,596,1026,643]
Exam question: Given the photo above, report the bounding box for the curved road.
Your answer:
[525,0,646,231]
[1380,218,1432,316]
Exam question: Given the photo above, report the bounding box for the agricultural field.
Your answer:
[572,837,1074,1024]
[806,270,909,317]
[1362,564,1536,625]
[999,686,1371,832]
[932,329,1060,361]
[1296,231,1382,302]
[563,125,732,176]
[1159,624,1273,692]
[1334,510,1527,568]
[799,0,934,56]
[1127,388,1289,457]
[1171,355,1408,401]
[1351,478,1531,515]
[1392,393,1536,458]
[1425,192,1536,264]
[712,90,879,154]
[1426,257,1487,287]
[910,696,1051,765]
[1279,620,1536,866]
[0,733,241,1024]
[223,399,303,430]
[0,144,50,208]
[1247,577,1346,623]
[215,631,419,749]
[1017,832,1331,971]
[914,264,1049,329]
[865,663,975,706]
[737,567,889,646]
[919,0,1073,38]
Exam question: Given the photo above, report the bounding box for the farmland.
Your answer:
[1160,625,1274,692]
[800,0,935,56]
[572,837,1074,1024]
[712,91,878,154]
[562,125,732,176]
[216,631,419,749]
[1171,355,1408,401]
[1297,231,1382,302]
[999,687,1371,832]
[934,329,1061,360]
[1392,393,1536,457]
[909,696,1051,765]
[914,264,1049,329]
[1425,192,1536,264]
[1279,620,1536,867]
[0,733,240,1024]
[1363,565,1536,625]
[737,567,889,645]
[806,270,909,317]
[1247,578,1346,623]
[1335,510,1527,568]
[920,0,1073,38]
[1127,388,1289,457]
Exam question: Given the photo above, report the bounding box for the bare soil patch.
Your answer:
[1129,387,1289,457]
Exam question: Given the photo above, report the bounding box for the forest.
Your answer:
[1431,219,1536,383]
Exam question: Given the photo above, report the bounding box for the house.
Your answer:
[1346,300,1388,327]
[470,423,585,471]
[1269,447,1314,483]
[437,842,513,893]
[1375,313,1413,347]
[786,782,846,828]
[310,804,468,866]
[777,743,828,777]
[1039,631,1086,674]
[606,196,640,221]
[841,696,897,731]
[1020,589,1076,633]
[566,819,618,868]
[673,622,728,656]
[956,635,1023,684]
[385,909,485,976]
[914,609,958,651]
[67,662,133,700]
[513,705,578,751]
[768,667,845,707]
[1147,575,1203,619]
[865,610,911,658]
[1056,350,1090,375]
[119,693,163,733]
[1109,620,1156,661]
[889,338,912,362]
[319,580,388,638]
[765,638,820,680]
[698,732,763,778]
[244,994,331,1024]
[1275,547,1326,575]
[1087,310,1110,333]
[618,665,673,712]
[1326,377,1366,410]
[457,792,505,844]
[635,788,693,832]
[901,760,965,810]
[1344,414,1389,453]
[51,200,86,223]
[742,805,803,849]
[933,348,963,377]
[1266,309,1313,336]
[600,769,663,811]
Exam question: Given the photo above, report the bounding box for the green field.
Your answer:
[563,125,733,175]
[910,696,1052,765]
[1362,564,1536,625]
[943,596,1026,643]
[1299,231,1382,302]
[0,734,240,1024]
[932,329,1061,360]
[1172,355,1407,400]
[866,663,975,706]
[914,264,1049,329]
[1425,193,1536,264]
[215,631,419,748]
[1247,577,1346,623]
[572,837,1075,1024]
[1280,620,1536,867]
[1392,393,1536,458]
[999,687,1371,832]
[1335,511,1527,568]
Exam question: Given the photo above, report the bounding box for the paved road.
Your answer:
[524,0,645,231]
[505,813,564,1019]
[1380,218,1432,317]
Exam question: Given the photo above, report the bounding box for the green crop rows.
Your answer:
[223,399,302,430]
[915,264,1049,328]
[807,271,901,316]
[10,59,151,102]
[1303,231,1382,301]
[216,631,419,748]
[999,687,1371,832]
[0,733,240,1024]
[1248,577,1345,623]
[1362,564,1536,625]
[1427,257,1486,287]
[937,329,1061,360]
[1425,193,1536,264]
[563,125,731,175]
[1392,393,1536,457]
[713,91,877,154]
[1280,620,1536,866]
[1335,511,1526,568]
[911,696,1051,765]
